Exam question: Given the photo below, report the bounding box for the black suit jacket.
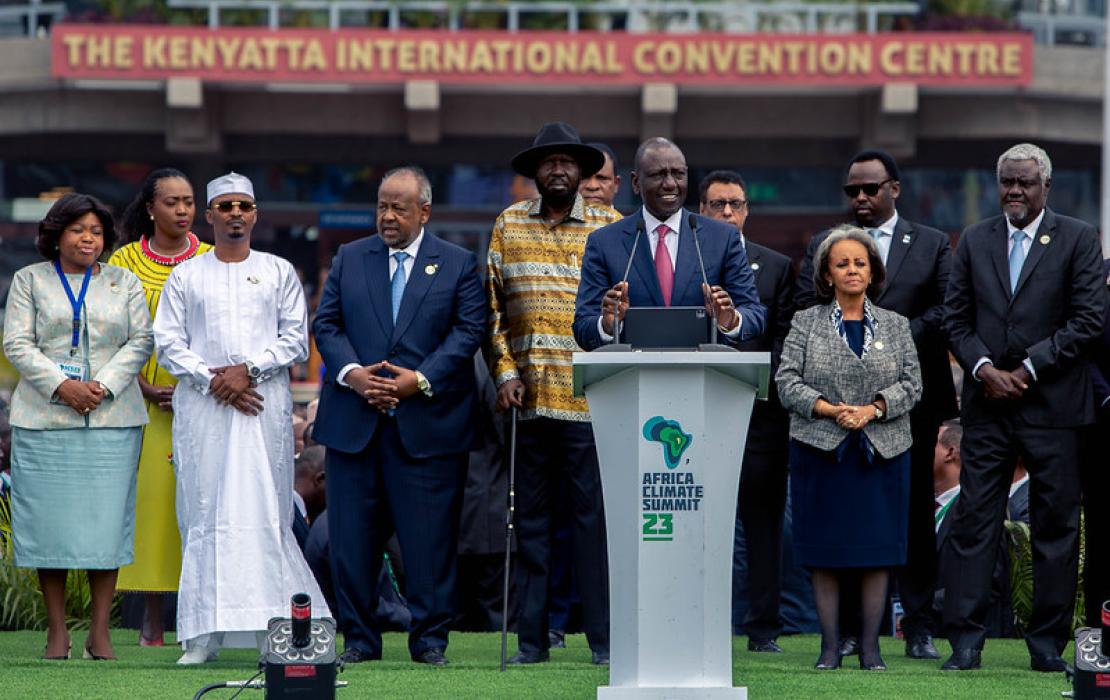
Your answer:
[1090,259,1110,408]
[797,217,957,424]
[737,239,795,450]
[944,209,1107,427]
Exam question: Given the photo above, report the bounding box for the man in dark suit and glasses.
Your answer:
[941,143,1107,672]
[797,149,957,661]
[312,166,486,667]
[573,137,766,350]
[698,170,795,653]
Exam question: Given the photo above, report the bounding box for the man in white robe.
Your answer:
[154,172,328,664]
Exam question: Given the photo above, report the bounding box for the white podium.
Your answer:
[573,349,771,700]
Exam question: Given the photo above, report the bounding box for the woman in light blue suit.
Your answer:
[3,193,153,661]
[776,225,922,671]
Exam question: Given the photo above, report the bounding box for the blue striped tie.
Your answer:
[391,251,409,322]
[1008,230,1027,293]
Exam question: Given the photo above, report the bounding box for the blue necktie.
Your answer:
[391,251,409,322]
[1008,230,1027,293]
[867,228,886,265]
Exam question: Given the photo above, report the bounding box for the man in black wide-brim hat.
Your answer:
[486,122,623,666]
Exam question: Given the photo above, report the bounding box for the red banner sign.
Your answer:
[51,25,1033,87]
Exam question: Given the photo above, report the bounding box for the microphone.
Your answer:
[689,214,718,345]
[609,218,644,345]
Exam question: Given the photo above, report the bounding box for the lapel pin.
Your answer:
[902,234,911,244]
[751,262,760,271]
[873,340,885,350]
[425,264,438,275]
[1039,235,1050,245]
[109,282,120,293]
[247,275,260,284]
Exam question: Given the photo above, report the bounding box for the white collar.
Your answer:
[389,228,425,258]
[642,207,685,237]
[293,490,307,518]
[936,484,961,508]
[1005,209,1046,240]
[871,210,899,237]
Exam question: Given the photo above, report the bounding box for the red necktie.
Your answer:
[654,224,674,306]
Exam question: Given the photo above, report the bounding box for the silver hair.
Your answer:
[812,224,886,302]
[997,143,1052,184]
[381,165,433,206]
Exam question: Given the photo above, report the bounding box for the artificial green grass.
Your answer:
[1,629,1073,699]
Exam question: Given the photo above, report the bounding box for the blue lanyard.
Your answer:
[53,260,92,356]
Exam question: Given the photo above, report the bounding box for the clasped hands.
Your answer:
[978,364,1031,401]
[816,399,879,431]
[56,378,106,416]
[345,361,421,413]
[209,364,264,416]
[601,281,739,336]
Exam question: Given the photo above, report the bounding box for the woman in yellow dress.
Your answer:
[109,168,211,646]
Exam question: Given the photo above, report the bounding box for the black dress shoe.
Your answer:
[591,650,610,666]
[814,652,841,670]
[859,654,888,671]
[549,630,566,649]
[941,649,982,671]
[905,635,941,660]
[412,648,449,666]
[748,639,784,653]
[1030,654,1070,673]
[507,650,550,665]
[838,637,859,657]
[339,648,380,665]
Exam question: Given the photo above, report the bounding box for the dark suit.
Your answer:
[573,209,766,350]
[312,232,487,658]
[1080,258,1110,627]
[733,239,795,642]
[943,209,1106,658]
[797,216,957,641]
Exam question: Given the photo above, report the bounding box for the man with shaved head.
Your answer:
[573,137,765,350]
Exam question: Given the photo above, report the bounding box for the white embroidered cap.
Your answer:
[206,171,255,205]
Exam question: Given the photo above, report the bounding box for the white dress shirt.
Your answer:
[869,211,899,266]
[337,229,425,387]
[971,209,1045,383]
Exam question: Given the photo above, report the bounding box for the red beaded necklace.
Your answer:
[140,231,200,266]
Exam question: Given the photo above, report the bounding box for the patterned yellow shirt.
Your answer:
[487,194,622,422]
[108,237,212,387]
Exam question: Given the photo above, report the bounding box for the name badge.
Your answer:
[57,361,87,382]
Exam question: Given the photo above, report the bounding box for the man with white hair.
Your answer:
[942,144,1106,672]
[154,172,327,664]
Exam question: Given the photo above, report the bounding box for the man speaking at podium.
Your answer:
[573,138,766,350]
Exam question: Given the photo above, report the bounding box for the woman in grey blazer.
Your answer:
[775,225,922,671]
[3,193,153,661]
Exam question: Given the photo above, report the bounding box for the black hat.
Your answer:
[511,122,605,178]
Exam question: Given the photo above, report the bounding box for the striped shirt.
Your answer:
[108,237,212,386]
[487,194,622,422]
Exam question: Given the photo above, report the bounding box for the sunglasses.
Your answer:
[843,179,893,198]
[707,199,748,212]
[211,200,256,213]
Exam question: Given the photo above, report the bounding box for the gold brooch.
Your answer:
[873,340,885,350]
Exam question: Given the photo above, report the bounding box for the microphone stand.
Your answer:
[689,214,718,346]
[609,219,644,346]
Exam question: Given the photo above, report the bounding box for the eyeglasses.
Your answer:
[843,179,893,198]
[707,199,747,212]
[212,200,256,213]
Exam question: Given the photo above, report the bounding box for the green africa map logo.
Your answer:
[642,416,693,469]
